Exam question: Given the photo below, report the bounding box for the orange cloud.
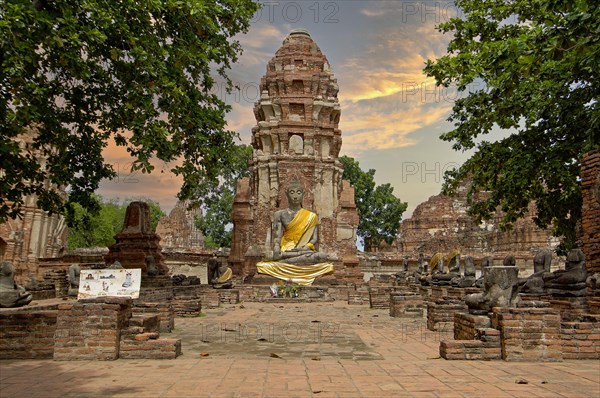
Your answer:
[340,102,452,154]
[99,138,182,211]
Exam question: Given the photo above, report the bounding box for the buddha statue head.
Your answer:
[286,177,304,209]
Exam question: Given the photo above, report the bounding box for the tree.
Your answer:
[423,0,599,251]
[340,155,407,251]
[195,143,251,248]
[1,0,260,222]
[67,195,165,249]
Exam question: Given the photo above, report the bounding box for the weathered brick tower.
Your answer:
[229,29,359,282]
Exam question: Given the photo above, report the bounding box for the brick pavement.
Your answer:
[1,301,598,397]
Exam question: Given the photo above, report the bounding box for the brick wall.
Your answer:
[430,286,448,299]
[589,297,600,314]
[561,316,600,360]
[580,150,600,274]
[427,299,468,331]
[390,293,424,318]
[0,309,58,359]
[548,298,590,321]
[133,302,175,332]
[172,286,201,316]
[440,337,501,360]
[368,287,393,309]
[348,287,369,305]
[41,267,69,297]
[138,287,174,302]
[446,287,481,299]
[418,286,432,300]
[327,285,353,301]
[495,307,563,362]
[442,299,599,361]
[119,314,181,359]
[453,313,491,340]
[53,297,132,360]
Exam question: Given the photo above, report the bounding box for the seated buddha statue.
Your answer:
[256,179,335,285]
[208,255,233,289]
[0,261,33,308]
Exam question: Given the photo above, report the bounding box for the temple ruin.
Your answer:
[0,127,68,285]
[155,200,204,250]
[229,29,359,282]
[396,182,560,266]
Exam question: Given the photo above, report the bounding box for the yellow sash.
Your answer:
[280,208,318,252]
[256,208,333,285]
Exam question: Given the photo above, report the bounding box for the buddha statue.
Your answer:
[145,255,159,276]
[256,179,335,285]
[413,252,428,281]
[451,255,477,288]
[418,253,441,285]
[465,255,520,314]
[519,249,552,294]
[394,256,410,282]
[544,249,588,296]
[67,264,81,297]
[474,256,494,288]
[431,250,461,286]
[0,261,33,308]
[208,255,233,288]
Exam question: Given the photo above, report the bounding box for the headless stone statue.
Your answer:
[419,253,443,285]
[452,255,477,287]
[431,251,461,286]
[394,256,410,281]
[520,249,553,294]
[0,261,33,308]
[207,256,233,288]
[545,249,588,296]
[587,273,600,296]
[474,256,494,289]
[256,178,335,285]
[145,256,158,276]
[503,255,516,267]
[449,253,460,274]
[465,256,520,314]
[67,264,81,297]
[414,253,425,279]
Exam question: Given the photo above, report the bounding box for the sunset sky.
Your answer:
[98,1,492,218]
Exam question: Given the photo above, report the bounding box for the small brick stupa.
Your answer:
[105,201,168,276]
[229,29,360,283]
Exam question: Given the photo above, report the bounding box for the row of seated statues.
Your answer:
[408,249,591,295]
[397,249,596,314]
[408,251,476,288]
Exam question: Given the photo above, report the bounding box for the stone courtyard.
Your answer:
[1,301,598,398]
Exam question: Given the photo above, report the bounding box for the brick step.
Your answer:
[172,299,201,316]
[119,338,182,359]
[126,315,160,335]
[440,339,501,360]
[132,302,174,333]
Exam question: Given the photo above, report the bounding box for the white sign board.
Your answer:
[78,269,141,299]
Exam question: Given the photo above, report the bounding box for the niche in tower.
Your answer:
[288,103,305,122]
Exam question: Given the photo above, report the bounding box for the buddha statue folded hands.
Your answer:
[256,179,335,285]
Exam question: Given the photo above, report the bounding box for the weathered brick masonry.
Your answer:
[580,150,600,274]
